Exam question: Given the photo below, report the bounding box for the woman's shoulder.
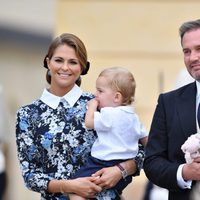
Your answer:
[81,91,94,99]
[16,99,43,115]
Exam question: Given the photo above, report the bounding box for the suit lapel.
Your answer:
[177,82,197,138]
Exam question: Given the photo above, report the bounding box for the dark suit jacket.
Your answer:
[144,82,197,200]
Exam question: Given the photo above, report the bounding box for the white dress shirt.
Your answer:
[177,80,200,189]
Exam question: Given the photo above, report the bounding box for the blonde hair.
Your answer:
[99,67,136,105]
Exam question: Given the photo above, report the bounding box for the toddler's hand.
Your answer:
[87,99,99,109]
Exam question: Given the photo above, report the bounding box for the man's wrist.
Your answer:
[177,164,192,189]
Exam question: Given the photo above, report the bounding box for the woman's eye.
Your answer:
[55,59,62,63]
[69,60,78,65]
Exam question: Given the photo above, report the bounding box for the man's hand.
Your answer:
[182,157,200,181]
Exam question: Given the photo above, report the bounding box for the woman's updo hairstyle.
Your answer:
[43,33,90,85]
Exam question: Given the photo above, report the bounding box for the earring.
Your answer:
[47,70,51,76]
[76,76,82,86]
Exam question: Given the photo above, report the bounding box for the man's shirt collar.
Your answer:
[196,81,200,101]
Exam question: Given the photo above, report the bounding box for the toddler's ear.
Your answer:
[114,92,123,103]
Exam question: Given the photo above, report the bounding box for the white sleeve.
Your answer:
[0,150,5,173]
[94,108,112,132]
[177,164,192,189]
[139,122,148,138]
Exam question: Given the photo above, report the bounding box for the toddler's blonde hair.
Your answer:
[99,67,136,105]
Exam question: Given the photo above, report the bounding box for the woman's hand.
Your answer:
[71,177,102,198]
[66,177,102,198]
[91,159,136,190]
[92,166,122,189]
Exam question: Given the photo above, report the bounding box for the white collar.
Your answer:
[119,106,134,113]
[196,81,200,100]
[40,84,83,109]
[101,106,134,113]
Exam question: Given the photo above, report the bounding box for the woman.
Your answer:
[16,33,144,200]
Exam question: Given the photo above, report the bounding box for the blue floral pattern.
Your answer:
[16,92,144,200]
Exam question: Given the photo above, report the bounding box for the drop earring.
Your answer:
[47,70,51,76]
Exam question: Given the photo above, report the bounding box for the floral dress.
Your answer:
[16,87,144,200]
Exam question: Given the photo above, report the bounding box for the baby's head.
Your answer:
[96,67,136,107]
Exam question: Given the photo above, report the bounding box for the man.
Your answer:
[144,19,200,200]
